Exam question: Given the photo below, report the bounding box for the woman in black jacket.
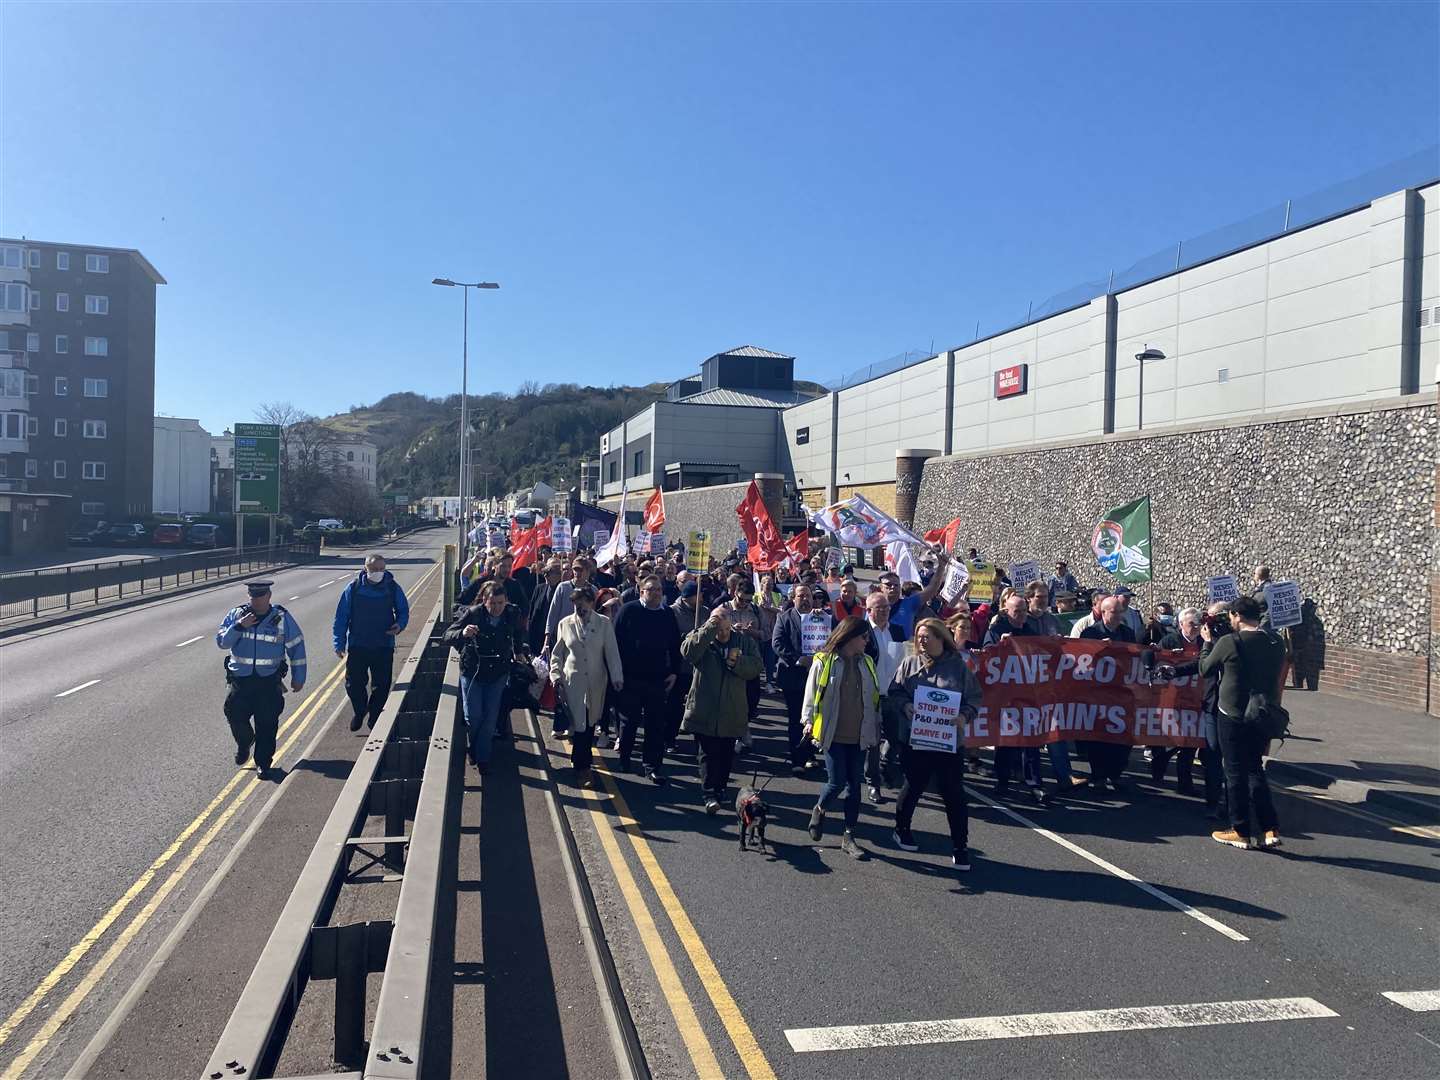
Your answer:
[445,581,525,773]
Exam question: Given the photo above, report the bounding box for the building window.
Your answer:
[0,331,7,350]
[85,295,110,315]
[0,370,21,397]
[632,449,644,476]
[27,249,40,269]
[84,337,108,356]
[25,459,38,478]
[1,245,21,268]
[57,252,70,271]
[55,376,69,396]
[0,413,21,439]
[84,378,108,397]
[55,335,68,354]
[29,290,39,310]
[56,293,69,312]
[83,419,107,439]
[347,450,355,461]
[53,459,67,479]
[25,374,38,396]
[0,282,26,312]
[0,458,6,476]
[607,460,618,483]
[27,415,38,436]
[85,253,110,273]
[81,500,105,515]
[26,333,39,353]
[82,461,107,480]
[54,418,67,436]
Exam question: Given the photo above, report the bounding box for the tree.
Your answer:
[254,401,334,516]
[327,472,381,526]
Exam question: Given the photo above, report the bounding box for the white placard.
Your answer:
[910,685,962,754]
[941,561,969,603]
[486,529,506,550]
[800,613,831,655]
[1264,581,1303,629]
[1206,574,1240,604]
[550,517,572,551]
[648,530,666,553]
[1008,560,1041,588]
[825,547,842,571]
[591,528,610,550]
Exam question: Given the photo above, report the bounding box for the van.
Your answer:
[317,518,344,530]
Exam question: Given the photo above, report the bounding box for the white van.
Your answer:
[317,518,344,530]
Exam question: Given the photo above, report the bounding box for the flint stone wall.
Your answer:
[914,393,1438,709]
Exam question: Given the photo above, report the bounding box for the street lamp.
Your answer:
[1135,346,1166,431]
[432,277,500,560]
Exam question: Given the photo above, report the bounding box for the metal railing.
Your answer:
[201,599,459,1080]
[0,541,321,622]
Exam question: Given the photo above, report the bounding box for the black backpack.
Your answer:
[1238,630,1290,743]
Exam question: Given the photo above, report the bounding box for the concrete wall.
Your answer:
[602,402,783,498]
[152,417,211,515]
[914,390,1439,712]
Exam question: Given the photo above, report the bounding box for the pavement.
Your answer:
[0,533,448,1079]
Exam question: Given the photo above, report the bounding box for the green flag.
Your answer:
[1091,495,1152,584]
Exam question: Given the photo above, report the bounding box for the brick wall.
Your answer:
[1324,645,1431,712]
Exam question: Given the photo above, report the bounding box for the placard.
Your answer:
[800,613,831,655]
[550,517,572,552]
[825,547,842,571]
[911,686,962,753]
[486,529,506,550]
[736,537,749,556]
[686,530,711,573]
[941,561,970,603]
[966,560,998,605]
[1206,575,1240,604]
[1264,581,1302,629]
[1008,560,1042,589]
[591,528,610,551]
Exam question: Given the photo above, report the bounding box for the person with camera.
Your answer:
[215,580,307,780]
[682,606,763,814]
[549,584,623,789]
[1195,596,1286,849]
[444,580,526,775]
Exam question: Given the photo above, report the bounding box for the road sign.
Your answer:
[233,423,281,514]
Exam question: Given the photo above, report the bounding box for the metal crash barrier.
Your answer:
[201,597,460,1080]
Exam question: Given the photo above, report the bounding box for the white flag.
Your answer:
[810,493,927,549]
[885,541,924,585]
[594,488,629,568]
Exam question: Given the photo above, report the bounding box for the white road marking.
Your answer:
[175,636,203,647]
[288,596,301,601]
[1382,990,1440,1012]
[784,996,1338,1053]
[55,680,101,698]
[316,580,336,589]
[967,786,1250,942]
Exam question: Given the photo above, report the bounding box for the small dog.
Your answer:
[735,785,769,852]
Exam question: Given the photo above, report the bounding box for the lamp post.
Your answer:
[1135,346,1166,431]
[432,277,499,561]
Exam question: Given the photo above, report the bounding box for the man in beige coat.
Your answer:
[550,585,623,787]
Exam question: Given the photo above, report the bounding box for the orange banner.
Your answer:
[960,637,1205,748]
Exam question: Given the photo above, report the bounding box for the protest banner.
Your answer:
[966,560,998,605]
[940,561,970,603]
[963,636,1205,749]
[591,528,610,551]
[911,686,964,753]
[1264,581,1303,629]
[1008,560,1042,589]
[550,517,572,552]
[1206,574,1240,604]
[686,530,711,573]
[800,613,831,655]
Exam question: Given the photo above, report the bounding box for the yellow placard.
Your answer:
[686,529,711,573]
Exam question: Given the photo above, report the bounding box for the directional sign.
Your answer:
[233,423,281,514]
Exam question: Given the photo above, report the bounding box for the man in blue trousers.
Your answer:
[333,553,410,731]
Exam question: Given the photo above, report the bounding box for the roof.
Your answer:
[664,461,741,470]
[672,387,817,408]
[712,345,795,361]
[0,237,166,284]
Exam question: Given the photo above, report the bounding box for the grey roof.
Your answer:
[665,460,741,470]
[715,345,795,360]
[673,387,817,408]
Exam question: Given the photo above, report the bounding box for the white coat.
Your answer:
[549,610,623,732]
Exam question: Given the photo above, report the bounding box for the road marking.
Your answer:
[0,673,348,1080]
[784,996,1339,1053]
[597,765,778,1080]
[1382,990,1440,1012]
[316,579,336,589]
[967,786,1250,942]
[288,596,301,601]
[580,773,725,1079]
[175,635,203,647]
[0,660,346,1056]
[1279,789,1440,842]
[54,679,100,698]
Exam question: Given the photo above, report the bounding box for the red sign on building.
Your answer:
[994,363,1029,399]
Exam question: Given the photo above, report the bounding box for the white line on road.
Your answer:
[316,580,336,589]
[55,680,100,698]
[784,996,1339,1053]
[1382,990,1440,1012]
[967,786,1250,942]
[174,636,203,647]
[288,596,300,601]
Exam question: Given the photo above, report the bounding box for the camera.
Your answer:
[1202,611,1232,636]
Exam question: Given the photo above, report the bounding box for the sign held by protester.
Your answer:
[1008,560,1042,589]
[911,686,963,753]
[686,530,711,573]
[591,528,610,551]
[966,560,998,605]
[551,517,572,552]
[1264,581,1303,629]
[941,561,970,603]
[1205,574,1240,604]
[800,613,831,655]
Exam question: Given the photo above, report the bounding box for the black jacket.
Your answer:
[612,600,683,684]
[983,615,1039,647]
[1079,621,1136,643]
[1198,628,1286,719]
[772,607,832,668]
[444,602,525,681]
[527,582,556,653]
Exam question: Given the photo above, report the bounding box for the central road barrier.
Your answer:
[200,597,459,1080]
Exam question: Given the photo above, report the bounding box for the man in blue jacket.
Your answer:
[333,553,410,731]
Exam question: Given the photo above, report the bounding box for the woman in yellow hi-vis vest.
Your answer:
[800,616,882,857]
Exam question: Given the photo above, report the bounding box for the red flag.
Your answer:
[511,525,540,570]
[923,516,962,553]
[537,516,553,545]
[642,489,666,533]
[786,531,810,562]
[735,481,788,571]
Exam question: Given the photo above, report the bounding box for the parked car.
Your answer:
[67,519,109,546]
[153,523,186,546]
[105,523,149,546]
[317,518,344,530]
[299,524,324,541]
[186,523,222,548]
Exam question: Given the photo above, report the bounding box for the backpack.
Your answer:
[347,573,399,634]
[1237,630,1290,743]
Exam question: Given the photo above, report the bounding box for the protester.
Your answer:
[549,584,623,789]
[332,553,410,732]
[1143,601,1176,646]
[612,574,683,784]
[984,594,1046,803]
[1069,589,1111,637]
[1152,606,1205,796]
[1113,586,1146,638]
[801,617,882,857]
[529,560,564,655]
[723,575,767,737]
[1048,560,1079,604]
[1024,579,1063,636]
[460,552,528,626]
[862,589,908,803]
[444,580,525,775]
[1077,596,1135,791]
[544,557,594,653]
[682,607,764,814]
[772,585,831,775]
[1018,582,1087,794]
[876,550,951,639]
[832,578,865,621]
[667,580,711,752]
[890,617,981,871]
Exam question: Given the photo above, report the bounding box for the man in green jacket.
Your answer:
[682,608,763,814]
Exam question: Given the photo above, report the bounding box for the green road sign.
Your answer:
[233,422,281,514]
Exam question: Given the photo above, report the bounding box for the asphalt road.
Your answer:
[546,686,1440,1080]
[0,531,449,1075]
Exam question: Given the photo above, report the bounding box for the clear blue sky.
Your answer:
[3,1,1436,435]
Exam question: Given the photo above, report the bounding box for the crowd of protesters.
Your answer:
[446,532,1305,868]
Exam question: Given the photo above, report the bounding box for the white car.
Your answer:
[317,518,344,530]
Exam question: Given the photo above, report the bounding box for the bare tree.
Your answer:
[253,402,336,516]
[327,472,381,526]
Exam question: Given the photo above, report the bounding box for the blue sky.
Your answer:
[3,0,1436,435]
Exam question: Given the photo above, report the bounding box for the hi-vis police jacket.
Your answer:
[217,604,307,682]
[800,651,882,753]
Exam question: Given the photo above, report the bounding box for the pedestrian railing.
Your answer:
[0,541,321,623]
[201,598,460,1080]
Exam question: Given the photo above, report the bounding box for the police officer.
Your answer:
[216,580,307,779]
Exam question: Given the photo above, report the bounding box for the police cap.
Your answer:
[246,580,274,597]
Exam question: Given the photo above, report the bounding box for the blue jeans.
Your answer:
[817,742,865,828]
[461,672,508,766]
[1046,740,1074,782]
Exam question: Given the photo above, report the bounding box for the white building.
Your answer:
[153,417,212,514]
[323,438,378,488]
